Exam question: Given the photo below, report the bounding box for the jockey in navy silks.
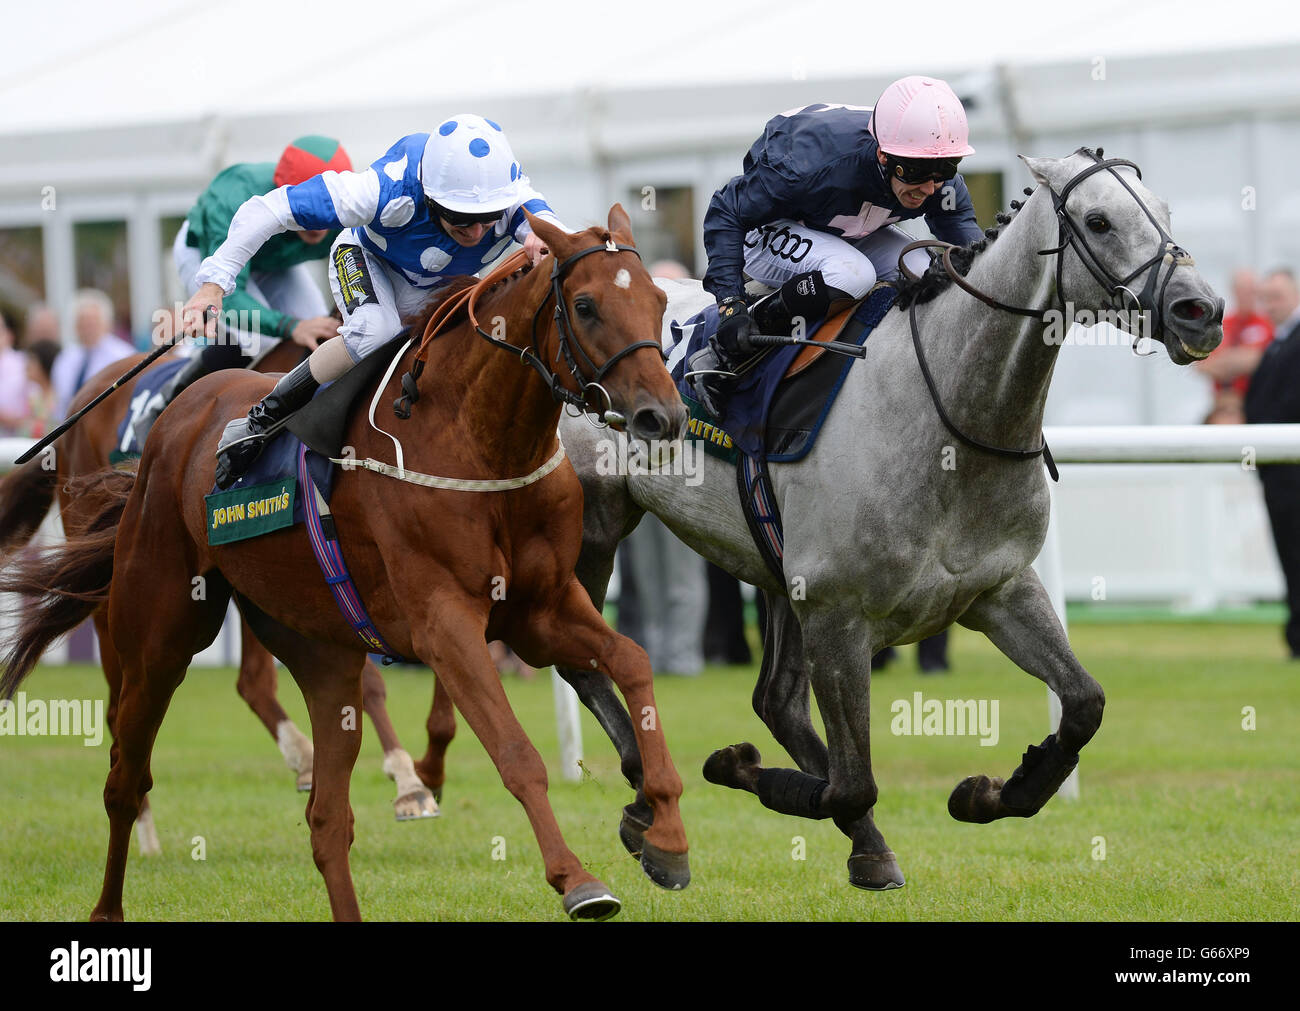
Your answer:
[689,75,985,415]
[180,113,570,489]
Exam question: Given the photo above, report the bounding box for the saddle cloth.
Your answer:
[668,284,897,462]
[202,332,410,545]
[110,357,189,463]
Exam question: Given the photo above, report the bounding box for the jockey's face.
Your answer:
[440,219,494,246]
[877,150,945,209]
[298,229,331,245]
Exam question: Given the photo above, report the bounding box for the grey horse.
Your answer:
[546,148,1224,890]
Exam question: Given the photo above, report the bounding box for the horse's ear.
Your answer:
[523,210,574,257]
[1019,154,1063,191]
[607,203,634,245]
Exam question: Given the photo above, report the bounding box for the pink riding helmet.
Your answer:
[869,76,976,159]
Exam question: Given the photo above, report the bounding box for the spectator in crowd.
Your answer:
[704,562,753,666]
[873,630,950,674]
[0,309,30,435]
[616,259,708,677]
[49,289,134,420]
[21,303,61,350]
[1199,268,1274,424]
[1244,267,1300,657]
[20,339,60,438]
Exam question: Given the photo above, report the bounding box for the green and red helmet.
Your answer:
[274,135,352,188]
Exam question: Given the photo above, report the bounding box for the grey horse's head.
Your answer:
[1021,149,1224,364]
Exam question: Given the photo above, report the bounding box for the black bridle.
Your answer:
[901,149,1197,482]
[477,238,664,428]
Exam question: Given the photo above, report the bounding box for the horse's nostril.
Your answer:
[1172,298,1212,324]
[632,408,668,441]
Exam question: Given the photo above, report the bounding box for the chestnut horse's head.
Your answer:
[524,205,687,453]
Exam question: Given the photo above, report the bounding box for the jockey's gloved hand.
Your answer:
[716,297,754,354]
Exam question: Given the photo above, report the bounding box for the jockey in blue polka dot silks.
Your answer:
[688,76,984,416]
[181,113,572,489]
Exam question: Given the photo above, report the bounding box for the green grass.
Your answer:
[0,621,1296,921]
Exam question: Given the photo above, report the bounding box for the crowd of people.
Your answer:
[0,297,120,440]
[1197,266,1300,656]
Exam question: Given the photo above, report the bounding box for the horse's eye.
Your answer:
[574,298,597,321]
[1086,214,1111,235]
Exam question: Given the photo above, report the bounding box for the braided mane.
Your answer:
[895,146,1104,309]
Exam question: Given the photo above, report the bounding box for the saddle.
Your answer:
[673,283,899,582]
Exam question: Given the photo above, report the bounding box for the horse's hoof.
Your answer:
[640,840,691,891]
[563,880,622,922]
[702,741,762,789]
[431,786,443,805]
[134,809,161,857]
[394,788,440,821]
[618,806,652,859]
[948,774,1007,824]
[848,851,905,890]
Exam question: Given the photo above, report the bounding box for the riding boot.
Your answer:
[213,360,319,489]
[688,271,845,417]
[753,270,842,338]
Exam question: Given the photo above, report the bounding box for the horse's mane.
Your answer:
[895,146,1106,309]
[894,205,1025,310]
[399,266,531,337]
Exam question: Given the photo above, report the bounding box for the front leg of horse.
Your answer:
[531,579,690,891]
[417,599,623,920]
[951,568,1105,824]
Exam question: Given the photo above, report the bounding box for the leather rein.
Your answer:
[394,238,662,429]
[898,149,1197,484]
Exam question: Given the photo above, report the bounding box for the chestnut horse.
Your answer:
[0,338,439,856]
[1,206,690,921]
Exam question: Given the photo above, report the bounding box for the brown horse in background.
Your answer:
[0,337,440,856]
[1,206,690,921]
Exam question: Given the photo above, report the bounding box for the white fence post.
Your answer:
[551,668,584,781]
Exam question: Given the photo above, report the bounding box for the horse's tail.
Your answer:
[0,470,134,699]
[0,458,59,559]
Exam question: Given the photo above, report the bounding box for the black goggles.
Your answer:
[886,155,961,186]
[427,199,503,228]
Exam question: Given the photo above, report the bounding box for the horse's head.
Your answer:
[1021,149,1224,364]
[525,205,686,452]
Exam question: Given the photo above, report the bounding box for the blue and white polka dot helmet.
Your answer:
[420,113,522,216]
